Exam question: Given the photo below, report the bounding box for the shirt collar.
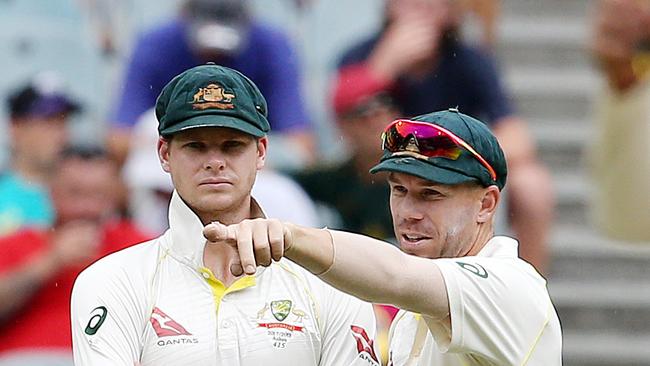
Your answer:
[476,235,519,258]
[166,190,266,269]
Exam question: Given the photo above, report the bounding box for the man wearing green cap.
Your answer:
[70,64,380,365]
[204,109,562,365]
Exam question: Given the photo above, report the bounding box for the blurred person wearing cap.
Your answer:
[334,0,554,273]
[205,109,562,365]
[0,73,80,236]
[589,0,650,242]
[293,93,399,241]
[71,64,379,365]
[109,0,314,169]
[0,146,150,365]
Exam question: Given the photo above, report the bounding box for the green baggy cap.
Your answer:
[156,64,270,137]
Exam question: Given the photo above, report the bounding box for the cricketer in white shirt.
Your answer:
[71,191,380,366]
[386,236,561,365]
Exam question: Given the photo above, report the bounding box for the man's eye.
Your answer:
[422,189,442,199]
[391,185,407,195]
[224,140,245,149]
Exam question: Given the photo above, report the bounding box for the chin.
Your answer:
[200,196,238,212]
[399,239,442,259]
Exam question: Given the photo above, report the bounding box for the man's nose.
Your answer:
[204,150,226,170]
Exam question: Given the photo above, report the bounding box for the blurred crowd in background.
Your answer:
[0,0,648,365]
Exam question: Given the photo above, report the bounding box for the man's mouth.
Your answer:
[401,233,431,243]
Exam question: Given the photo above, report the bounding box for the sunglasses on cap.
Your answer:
[381,119,498,181]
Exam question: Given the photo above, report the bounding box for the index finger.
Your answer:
[235,222,257,275]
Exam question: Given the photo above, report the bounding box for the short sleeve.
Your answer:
[433,257,555,364]
[71,257,149,365]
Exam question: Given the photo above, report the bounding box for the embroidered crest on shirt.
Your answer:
[255,300,309,349]
[271,300,292,321]
[191,83,236,110]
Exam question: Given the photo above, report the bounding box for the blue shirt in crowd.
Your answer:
[338,35,513,126]
[112,19,309,132]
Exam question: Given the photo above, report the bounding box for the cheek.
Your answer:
[444,206,477,235]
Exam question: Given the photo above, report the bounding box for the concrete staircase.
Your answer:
[498,1,650,365]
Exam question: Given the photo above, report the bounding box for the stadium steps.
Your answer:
[497,17,591,71]
[548,226,650,365]
[505,67,599,122]
[562,332,650,366]
[498,1,650,365]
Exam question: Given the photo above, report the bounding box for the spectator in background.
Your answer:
[0,146,150,366]
[332,0,554,273]
[589,0,650,242]
[123,109,176,235]
[0,73,79,236]
[109,0,313,167]
[294,93,399,241]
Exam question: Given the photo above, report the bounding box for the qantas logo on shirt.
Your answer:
[350,325,379,364]
[150,307,199,347]
[150,307,191,337]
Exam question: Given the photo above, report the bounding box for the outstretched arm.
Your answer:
[203,220,449,320]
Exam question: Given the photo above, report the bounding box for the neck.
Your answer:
[203,243,243,287]
[201,196,256,286]
[13,155,49,185]
[466,223,494,257]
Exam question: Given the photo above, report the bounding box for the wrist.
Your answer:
[284,225,335,276]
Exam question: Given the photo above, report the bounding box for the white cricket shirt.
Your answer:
[71,191,380,366]
[387,236,562,365]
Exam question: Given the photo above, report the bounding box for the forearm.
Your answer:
[0,254,59,323]
[286,225,449,318]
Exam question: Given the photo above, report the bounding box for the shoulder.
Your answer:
[74,238,162,295]
[436,247,551,310]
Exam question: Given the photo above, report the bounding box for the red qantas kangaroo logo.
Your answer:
[351,325,379,363]
[150,307,192,337]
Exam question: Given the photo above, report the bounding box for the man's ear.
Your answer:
[477,186,500,223]
[158,137,171,173]
[256,136,268,170]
